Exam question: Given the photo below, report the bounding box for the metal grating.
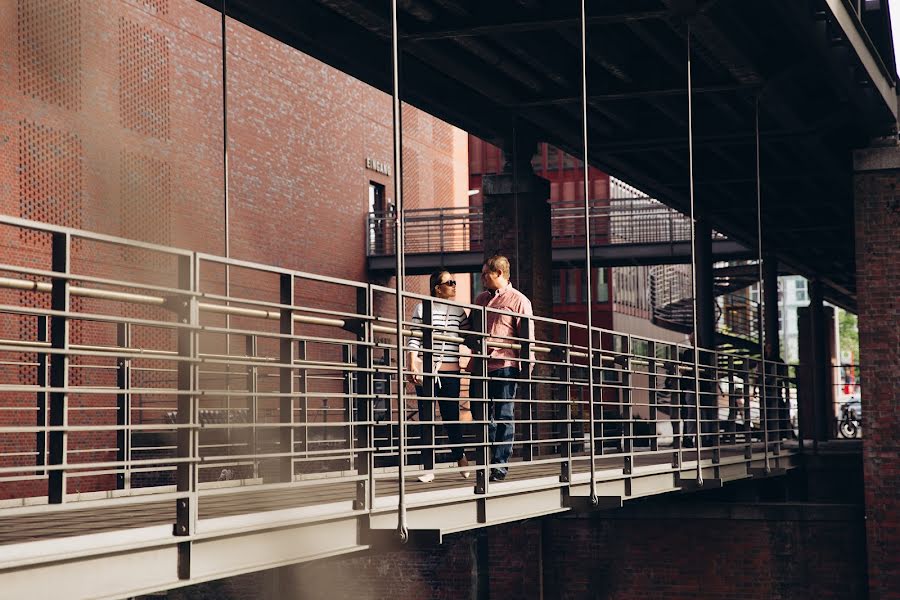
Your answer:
[17,120,83,246]
[16,0,82,111]
[118,17,170,139]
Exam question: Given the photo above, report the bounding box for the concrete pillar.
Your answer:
[481,140,551,319]
[853,145,900,600]
[693,218,715,349]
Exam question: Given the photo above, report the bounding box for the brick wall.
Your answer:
[178,506,865,600]
[853,149,900,600]
[0,0,467,501]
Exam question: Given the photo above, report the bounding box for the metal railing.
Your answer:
[649,270,761,344]
[0,216,799,577]
[366,198,722,257]
[832,363,862,439]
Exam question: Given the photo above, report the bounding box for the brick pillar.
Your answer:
[481,170,551,319]
[853,145,900,600]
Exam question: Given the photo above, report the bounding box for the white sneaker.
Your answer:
[417,472,435,483]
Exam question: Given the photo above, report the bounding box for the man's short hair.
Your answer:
[485,254,510,279]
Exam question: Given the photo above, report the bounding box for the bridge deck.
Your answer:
[0,443,795,548]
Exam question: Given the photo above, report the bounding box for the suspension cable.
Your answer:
[579,0,599,504]
[389,0,409,542]
[686,24,703,486]
[755,95,771,473]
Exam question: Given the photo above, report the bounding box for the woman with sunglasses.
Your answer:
[407,270,471,481]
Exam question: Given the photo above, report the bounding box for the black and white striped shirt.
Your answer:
[407,302,470,368]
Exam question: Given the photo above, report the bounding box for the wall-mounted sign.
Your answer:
[366,157,392,176]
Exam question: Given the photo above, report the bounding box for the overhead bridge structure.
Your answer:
[209,0,899,311]
[1,0,897,597]
[0,217,799,598]
[365,200,752,275]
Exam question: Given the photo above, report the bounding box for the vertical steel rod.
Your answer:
[389,0,409,542]
[755,95,771,473]
[686,25,704,486]
[579,0,599,503]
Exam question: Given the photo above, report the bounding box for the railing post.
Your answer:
[742,357,753,460]
[174,253,198,580]
[670,344,682,469]
[354,286,374,510]
[35,315,48,477]
[521,317,535,462]
[710,349,721,464]
[648,340,659,453]
[419,298,436,472]
[759,355,770,470]
[342,343,354,471]
[469,308,488,494]
[278,273,295,483]
[47,232,70,505]
[246,334,259,480]
[559,323,572,483]
[622,335,633,475]
[116,322,131,490]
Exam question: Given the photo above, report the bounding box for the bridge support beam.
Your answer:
[853,144,900,600]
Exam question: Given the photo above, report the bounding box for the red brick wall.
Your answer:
[231,509,865,600]
[542,515,866,600]
[854,155,900,600]
[0,0,466,501]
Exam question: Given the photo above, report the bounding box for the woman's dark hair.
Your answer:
[429,269,449,297]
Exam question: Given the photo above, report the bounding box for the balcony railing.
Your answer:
[0,216,799,594]
[366,198,722,257]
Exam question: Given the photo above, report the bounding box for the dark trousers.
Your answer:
[488,367,518,472]
[415,372,464,462]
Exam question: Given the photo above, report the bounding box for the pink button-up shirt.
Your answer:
[474,282,534,373]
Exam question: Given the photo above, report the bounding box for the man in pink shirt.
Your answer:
[474,255,533,481]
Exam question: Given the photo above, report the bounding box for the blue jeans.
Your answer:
[488,367,518,472]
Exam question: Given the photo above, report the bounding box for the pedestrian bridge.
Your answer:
[0,217,800,598]
[366,199,751,274]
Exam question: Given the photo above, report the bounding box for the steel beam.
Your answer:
[823,0,897,120]
[366,240,752,274]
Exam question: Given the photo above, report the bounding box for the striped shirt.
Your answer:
[407,302,471,368]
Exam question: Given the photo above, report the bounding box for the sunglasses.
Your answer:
[438,279,457,287]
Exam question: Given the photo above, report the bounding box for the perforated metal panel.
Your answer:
[16,0,82,111]
[18,120,84,246]
[118,17,170,139]
[121,151,172,249]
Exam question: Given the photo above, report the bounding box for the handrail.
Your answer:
[366,198,727,256]
[0,215,801,570]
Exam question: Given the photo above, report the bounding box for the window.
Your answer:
[566,270,578,304]
[368,182,386,252]
[794,278,808,303]
[552,269,561,304]
[749,283,759,304]
[581,268,609,303]
[471,273,484,298]
[546,146,560,172]
[596,268,609,303]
